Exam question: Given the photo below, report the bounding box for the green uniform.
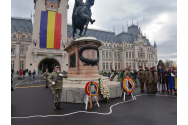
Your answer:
[145,70,153,93]
[43,72,50,87]
[152,70,158,92]
[47,71,68,103]
[138,69,145,91]
[123,69,130,80]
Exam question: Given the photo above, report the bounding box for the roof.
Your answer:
[67,24,117,43]
[11,17,33,34]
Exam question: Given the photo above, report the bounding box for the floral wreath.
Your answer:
[98,78,111,103]
[85,81,99,96]
[122,77,135,95]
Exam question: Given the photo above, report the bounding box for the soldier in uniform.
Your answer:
[145,67,153,93]
[123,66,131,89]
[47,66,68,110]
[43,69,50,88]
[152,67,158,93]
[138,66,145,92]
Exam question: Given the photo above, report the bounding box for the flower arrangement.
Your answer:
[98,78,111,103]
[122,77,135,95]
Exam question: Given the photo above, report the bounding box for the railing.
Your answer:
[20,38,32,42]
[32,48,63,54]
[11,37,17,41]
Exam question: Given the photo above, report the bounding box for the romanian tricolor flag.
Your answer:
[40,11,62,49]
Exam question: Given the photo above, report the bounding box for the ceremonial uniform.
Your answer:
[47,68,68,110]
[43,70,50,88]
[152,69,158,92]
[145,69,153,93]
[138,67,145,92]
[123,69,130,79]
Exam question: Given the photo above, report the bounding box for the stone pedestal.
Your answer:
[62,37,121,103]
[64,37,102,78]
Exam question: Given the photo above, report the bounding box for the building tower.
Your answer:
[25,0,69,72]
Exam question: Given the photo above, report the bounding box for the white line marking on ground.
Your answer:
[11,94,177,119]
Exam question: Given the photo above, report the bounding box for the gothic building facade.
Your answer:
[11,0,158,73]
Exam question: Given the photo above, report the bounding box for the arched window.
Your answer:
[22,35,25,38]
[51,5,54,9]
[102,51,105,58]
[20,61,24,70]
[28,35,31,39]
[13,34,16,38]
[106,51,108,58]
[115,63,117,69]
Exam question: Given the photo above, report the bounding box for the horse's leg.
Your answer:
[72,25,75,39]
[79,28,83,36]
[84,19,89,36]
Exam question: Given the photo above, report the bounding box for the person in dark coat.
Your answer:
[163,68,171,94]
[23,69,26,79]
[138,66,145,92]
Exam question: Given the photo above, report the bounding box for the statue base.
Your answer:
[61,37,121,103]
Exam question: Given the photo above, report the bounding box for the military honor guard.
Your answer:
[145,67,153,94]
[47,66,68,110]
[138,66,145,92]
[43,69,50,88]
[152,67,158,93]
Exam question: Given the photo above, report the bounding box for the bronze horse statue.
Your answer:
[72,0,96,38]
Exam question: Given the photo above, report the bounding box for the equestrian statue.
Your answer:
[72,0,96,39]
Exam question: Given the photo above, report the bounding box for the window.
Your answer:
[132,52,134,58]
[13,34,16,38]
[114,52,117,59]
[126,52,128,58]
[130,62,131,68]
[118,63,120,70]
[103,62,105,70]
[51,5,54,9]
[151,54,153,59]
[20,46,25,54]
[149,54,150,59]
[117,52,120,59]
[11,60,14,70]
[20,61,24,70]
[129,52,131,58]
[138,63,140,69]
[22,35,25,39]
[138,53,145,58]
[106,52,108,58]
[109,52,112,58]
[106,63,108,70]
[11,45,15,54]
[144,63,146,69]
[126,62,128,68]
[102,51,105,58]
[115,63,117,69]
[28,35,31,39]
[110,63,112,70]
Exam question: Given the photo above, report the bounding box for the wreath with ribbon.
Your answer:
[85,81,99,96]
[78,46,99,66]
[122,77,135,95]
[85,81,99,109]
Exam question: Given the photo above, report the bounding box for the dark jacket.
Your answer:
[28,71,31,76]
[23,70,26,75]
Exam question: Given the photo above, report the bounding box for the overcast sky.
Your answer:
[11,0,177,62]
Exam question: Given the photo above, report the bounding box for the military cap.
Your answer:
[140,66,143,68]
[55,66,59,68]
[145,67,149,69]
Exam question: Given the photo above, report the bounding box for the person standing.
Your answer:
[48,66,68,110]
[152,67,158,93]
[32,70,36,81]
[28,70,32,81]
[158,72,164,92]
[43,69,50,88]
[138,66,145,92]
[145,67,153,94]
[38,69,40,75]
[23,69,26,79]
[163,68,171,94]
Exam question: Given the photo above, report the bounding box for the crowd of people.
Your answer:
[102,65,177,95]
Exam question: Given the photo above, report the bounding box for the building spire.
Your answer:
[113,26,115,33]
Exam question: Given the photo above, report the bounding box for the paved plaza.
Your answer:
[11,76,177,125]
